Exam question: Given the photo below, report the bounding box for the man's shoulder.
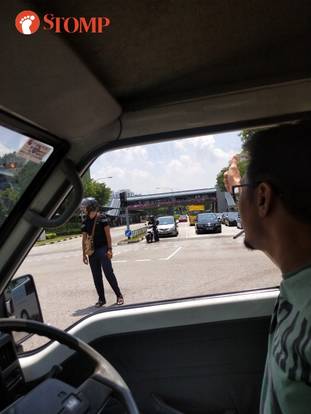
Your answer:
[281,266,311,318]
[97,213,109,225]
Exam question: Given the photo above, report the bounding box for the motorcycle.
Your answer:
[145,225,154,243]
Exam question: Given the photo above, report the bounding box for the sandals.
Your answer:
[95,300,106,308]
[116,296,124,305]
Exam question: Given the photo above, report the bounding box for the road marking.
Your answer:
[136,259,151,262]
[159,246,183,261]
[112,260,128,263]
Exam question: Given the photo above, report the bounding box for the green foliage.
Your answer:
[216,167,228,191]
[83,177,111,206]
[48,222,81,236]
[0,187,19,223]
[0,151,43,225]
[46,232,57,239]
[215,129,252,190]
[17,162,41,192]
[239,129,255,149]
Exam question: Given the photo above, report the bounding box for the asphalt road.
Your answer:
[17,222,281,350]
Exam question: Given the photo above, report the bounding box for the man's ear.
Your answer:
[256,182,273,218]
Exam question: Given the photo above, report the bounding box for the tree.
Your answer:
[239,129,255,150]
[83,178,111,207]
[215,129,252,190]
[0,187,19,225]
[216,167,228,191]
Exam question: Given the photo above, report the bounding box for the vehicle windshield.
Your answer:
[0,126,53,229]
[158,216,174,225]
[227,212,238,218]
[14,129,281,352]
[197,213,217,222]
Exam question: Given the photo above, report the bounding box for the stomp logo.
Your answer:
[15,10,40,35]
[15,10,110,35]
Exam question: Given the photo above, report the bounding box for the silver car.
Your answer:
[157,216,178,237]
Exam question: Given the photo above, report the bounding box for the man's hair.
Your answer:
[245,121,311,224]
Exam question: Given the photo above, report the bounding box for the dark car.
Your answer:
[223,212,239,226]
[195,213,222,234]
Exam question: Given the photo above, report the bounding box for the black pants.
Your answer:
[153,226,159,241]
[88,246,122,302]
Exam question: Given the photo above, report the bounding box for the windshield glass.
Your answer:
[197,213,217,222]
[0,126,54,229]
[158,216,174,225]
[15,129,281,352]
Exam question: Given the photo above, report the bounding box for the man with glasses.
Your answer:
[233,122,311,413]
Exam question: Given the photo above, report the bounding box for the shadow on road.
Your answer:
[72,305,97,316]
[72,303,123,317]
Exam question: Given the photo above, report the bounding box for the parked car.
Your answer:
[157,216,178,237]
[195,213,222,234]
[223,212,239,226]
[178,214,188,222]
[215,213,223,223]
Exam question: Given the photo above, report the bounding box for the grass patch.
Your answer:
[36,234,81,246]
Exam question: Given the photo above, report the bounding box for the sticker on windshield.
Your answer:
[17,138,53,164]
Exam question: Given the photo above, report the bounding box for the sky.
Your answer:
[0,126,24,155]
[0,126,53,162]
[91,131,242,194]
[0,126,242,194]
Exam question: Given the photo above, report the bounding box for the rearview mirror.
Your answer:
[4,275,43,344]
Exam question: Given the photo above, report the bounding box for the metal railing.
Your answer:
[130,226,147,239]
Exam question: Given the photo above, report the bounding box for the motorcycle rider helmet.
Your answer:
[80,197,99,213]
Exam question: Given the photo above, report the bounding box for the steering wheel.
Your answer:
[0,318,139,414]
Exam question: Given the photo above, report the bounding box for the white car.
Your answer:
[157,216,178,237]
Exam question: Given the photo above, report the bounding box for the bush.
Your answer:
[46,232,57,239]
[45,221,81,236]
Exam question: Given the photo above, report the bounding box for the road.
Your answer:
[17,222,281,350]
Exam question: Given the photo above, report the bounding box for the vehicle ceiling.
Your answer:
[1,1,311,152]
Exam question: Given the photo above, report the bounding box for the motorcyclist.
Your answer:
[148,215,159,242]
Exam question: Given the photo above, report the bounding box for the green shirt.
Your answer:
[260,266,311,413]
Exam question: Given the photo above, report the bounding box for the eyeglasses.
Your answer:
[231,184,251,203]
[232,179,285,204]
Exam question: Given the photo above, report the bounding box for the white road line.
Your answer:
[159,246,183,261]
[112,260,128,263]
[136,259,151,262]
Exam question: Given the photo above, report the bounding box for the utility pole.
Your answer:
[120,191,131,238]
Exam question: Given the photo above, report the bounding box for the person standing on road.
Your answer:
[80,197,124,307]
[235,122,311,414]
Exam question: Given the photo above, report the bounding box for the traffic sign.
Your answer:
[125,229,132,238]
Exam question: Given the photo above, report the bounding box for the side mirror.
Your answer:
[4,275,43,344]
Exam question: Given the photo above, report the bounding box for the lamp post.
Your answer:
[95,176,113,182]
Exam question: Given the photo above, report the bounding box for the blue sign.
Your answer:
[125,229,132,238]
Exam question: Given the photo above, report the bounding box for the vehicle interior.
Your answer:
[1,1,311,413]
